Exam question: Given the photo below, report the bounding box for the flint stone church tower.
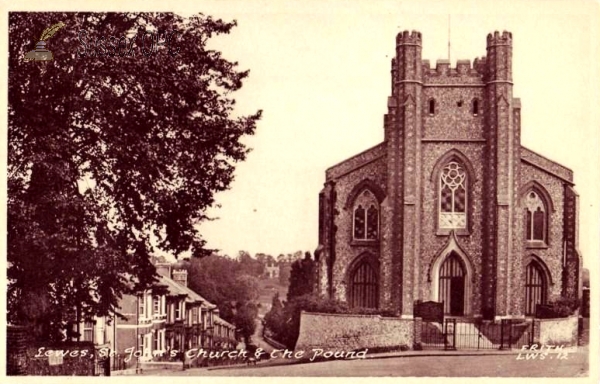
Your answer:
[316,31,582,320]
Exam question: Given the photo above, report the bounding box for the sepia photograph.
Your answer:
[3,0,599,381]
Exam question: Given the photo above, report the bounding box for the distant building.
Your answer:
[265,262,279,279]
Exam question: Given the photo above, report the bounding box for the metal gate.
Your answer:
[419,318,534,350]
[94,357,110,376]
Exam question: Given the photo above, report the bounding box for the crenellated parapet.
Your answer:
[396,30,422,46]
[422,59,484,83]
[486,31,512,47]
[422,59,484,85]
[485,31,512,82]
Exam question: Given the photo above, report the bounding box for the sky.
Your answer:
[4,0,599,269]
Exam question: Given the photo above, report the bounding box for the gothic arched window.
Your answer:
[524,191,547,243]
[525,261,547,316]
[353,190,379,240]
[439,161,467,230]
[349,261,378,309]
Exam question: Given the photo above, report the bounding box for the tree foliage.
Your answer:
[238,250,264,277]
[263,292,285,341]
[186,254,260,306]
[184,253,261,335]
[286,252,316,301]
[8,12,260,341]
[234,301,258,343]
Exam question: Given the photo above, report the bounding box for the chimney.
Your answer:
[172,269,188,287]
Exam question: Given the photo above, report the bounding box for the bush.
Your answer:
[536,297,580,318]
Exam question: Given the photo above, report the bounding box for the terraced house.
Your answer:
[316,30,582,321]
[79,262,237,370]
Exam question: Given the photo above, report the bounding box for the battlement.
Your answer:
[473,56,487,74]
[396,30,422,46]
[487,30,512,47]
[422,58,484,77]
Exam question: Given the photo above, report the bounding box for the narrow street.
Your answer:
[249,316,275,354]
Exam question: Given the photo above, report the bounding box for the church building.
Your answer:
[316,31,582,320]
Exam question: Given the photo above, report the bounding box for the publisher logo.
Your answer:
[23,22,65,62]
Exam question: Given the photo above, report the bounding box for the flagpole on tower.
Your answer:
[448,15,451,62]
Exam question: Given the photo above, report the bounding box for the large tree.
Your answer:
[8,12,260,341]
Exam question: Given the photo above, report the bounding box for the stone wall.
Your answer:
[536,315,578,346]
[295,311,414,352]
[7,325,29,375]
[24,343,96,375]
[422,86,484,140]
[7,326,99,376]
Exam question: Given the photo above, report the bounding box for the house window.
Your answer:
[153,331,159,351]
[192,307,198,324]
[525,191,546,242]
[525,261,547,316]
[153,297,160,315]
[439,161,467,229]
[138,295,146,317]
[175,301,181,319]
[349,261,378,309]
[140,332,147,352]
[438,253,465,316]
[352,190,379,240]
[429,99,435,114]
[83,321,94,342]
[472,99,479,115]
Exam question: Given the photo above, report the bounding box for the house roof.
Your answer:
[157,275,217,309]
[214,315,235,329]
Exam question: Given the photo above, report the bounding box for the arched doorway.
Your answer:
[349,261,378,309]
[525,261,547,316]
[438,252,466,316]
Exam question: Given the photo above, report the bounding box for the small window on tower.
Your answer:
[429,99,435,115]
[472,99,479,115]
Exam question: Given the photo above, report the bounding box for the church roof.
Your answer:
[521,146,573,184]
[325,141,574,185]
